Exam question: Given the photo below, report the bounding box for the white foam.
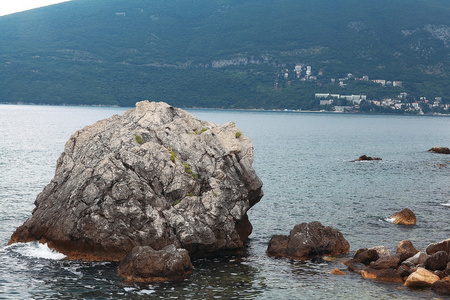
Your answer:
[441,202,450,207]
[385,217,396,223]
[137,289,156,295]
[9,241,66,260]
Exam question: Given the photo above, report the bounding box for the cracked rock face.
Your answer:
[9,101,263,261]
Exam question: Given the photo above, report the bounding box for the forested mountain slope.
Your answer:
[1,0,449,109]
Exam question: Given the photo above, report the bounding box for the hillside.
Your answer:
[1,0,450,109]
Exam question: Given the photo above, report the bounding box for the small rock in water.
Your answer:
[353,155,382,161]
[118,245,193,282]
[331,268,346,275]
[390,208,416,225]
[266,221,350,260]
[428,147,450,154]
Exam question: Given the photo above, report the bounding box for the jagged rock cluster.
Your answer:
[342,239,450,295]
[9,101,263,263]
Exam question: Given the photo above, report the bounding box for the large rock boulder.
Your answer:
[428,147,450,154]
[117,245,192,282]
[266,221,350,260]
[9,101,263,261]
[389,208,416,225]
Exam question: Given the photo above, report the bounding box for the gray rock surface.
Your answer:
[9,101,263,260]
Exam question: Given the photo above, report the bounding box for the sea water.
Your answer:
[1,104,450,299]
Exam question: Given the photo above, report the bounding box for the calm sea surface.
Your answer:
[1,104,450,299]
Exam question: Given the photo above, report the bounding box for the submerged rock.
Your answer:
[390,208,416,225]
[117,245,192,282]
[9,101,263,261]
[361,267,403,283]
[266,221,350,260]
[428,147,450,154]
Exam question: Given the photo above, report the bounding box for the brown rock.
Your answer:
[396,240,419,255]
[426,238,450,255]
[431,280,450,295]
[390,208,416,225]
[266,221,350,260]
[266,235,290,257]
[331,268,346,275]
[404,267,440,287]
[428,147,450,154]
[361,267,403,283]
[354,248,379,265]
[424,251,450,271]
[117,245,193,283]
[369,254,401,270]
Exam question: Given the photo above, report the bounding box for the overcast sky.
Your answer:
[0,0,72,16]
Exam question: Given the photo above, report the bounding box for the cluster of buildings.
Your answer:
[315,93,449,113]
[335,73,403,88]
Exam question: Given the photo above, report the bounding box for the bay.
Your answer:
[1,104,450,299]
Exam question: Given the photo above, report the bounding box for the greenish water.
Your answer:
[1,105,450,299]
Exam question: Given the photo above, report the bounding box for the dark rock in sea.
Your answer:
[369,254,401,270]
[432,280,450,295]
[428,147,450,154]
[396,240,419,255]
[9,101,263,261]
[118,245,192,282]
[390,208,416,225]
[426,238,450,255]
[354,155,382,161]
[266,221,350,260]
[353,248,379,265]
[424,251,450,271]
[361,267,403,283]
